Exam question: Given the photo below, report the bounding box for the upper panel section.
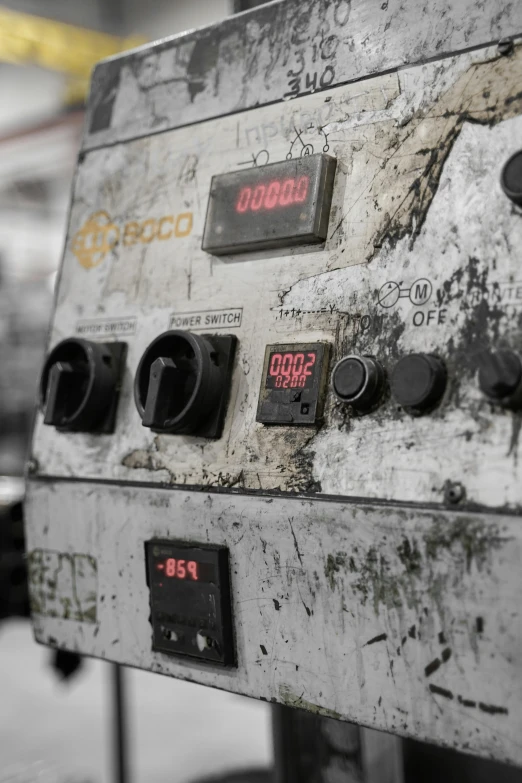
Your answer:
[83,0,522,151]
[31,42,522,508]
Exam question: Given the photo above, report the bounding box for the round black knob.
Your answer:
[477,350,522,407]
[40,338,118,432]
[390,354,447,414]
[135,330,232,435]
[331,355,385,410]
[501,150,522,206]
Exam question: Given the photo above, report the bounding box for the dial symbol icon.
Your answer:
[378,281,400,308]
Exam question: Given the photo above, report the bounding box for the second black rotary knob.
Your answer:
[331,355,385,411]
[134,330,237,438]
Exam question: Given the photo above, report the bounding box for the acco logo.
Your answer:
[71,210,193,269]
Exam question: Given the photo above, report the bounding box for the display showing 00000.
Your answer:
[236,175,310,213]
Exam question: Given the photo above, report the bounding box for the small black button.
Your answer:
[478,350,522,408]
[391,354,446,414]
[331,355,385,410]
[39,338,125,433]
[501,150,522,206]
[134,330,236,437]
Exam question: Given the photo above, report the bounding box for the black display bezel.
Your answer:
[202,154,337,255]
[256,342,330,425]
[146,540,235,666]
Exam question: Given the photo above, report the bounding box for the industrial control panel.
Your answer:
[24,0,522,768]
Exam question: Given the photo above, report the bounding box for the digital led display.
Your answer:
[202,154,337,255]
[257,342,330,425]
[155,557,216,583]
[265,349,319,390]
[146,540,235,666]
[235,175,310,214]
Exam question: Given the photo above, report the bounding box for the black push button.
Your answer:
[391,353,446,414]
[39,338,125,433]
[478,350,522,408]
[134,330,236,437]
[331,355,385,410]
[501,150,522,206]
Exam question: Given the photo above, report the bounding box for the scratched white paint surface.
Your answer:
[24,1,522,770]
[31,43,522,509]
[83,0,522,150]
[25,482,522,765]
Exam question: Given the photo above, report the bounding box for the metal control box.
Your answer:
[25,0,522,767]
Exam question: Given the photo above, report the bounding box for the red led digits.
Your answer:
[159,558,199,580]
[279,179,294,206]
[268,350,317,389]
[236,187,252,213]
[265,181,280,208]
[251,184,266,211]
[235,175,310,214]
[294,176,309,203]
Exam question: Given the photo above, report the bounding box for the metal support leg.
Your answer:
[273,705,403,783]
[112,663,129,783]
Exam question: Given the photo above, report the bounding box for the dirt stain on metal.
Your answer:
[279,684,342,719]
[27,549,98,624]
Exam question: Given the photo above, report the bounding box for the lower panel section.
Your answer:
[25,480,522,766]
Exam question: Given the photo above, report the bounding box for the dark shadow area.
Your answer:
[404,738,522,782]
[191,772,272,783]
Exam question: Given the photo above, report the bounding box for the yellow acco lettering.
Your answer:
[175,212,193,238]
[158,216,174,240]
[73,210,193,268]
[140,218,158,243]
[123,221,140,246]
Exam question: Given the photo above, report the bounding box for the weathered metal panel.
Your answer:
[83,0,522,150]
[25,480,522,766]
[24,1,522,766]
[30,42,522,510]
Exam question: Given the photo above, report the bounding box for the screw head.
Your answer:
[444,481,465,505]
[498,38,514,56]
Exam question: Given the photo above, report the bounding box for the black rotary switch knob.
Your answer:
[390,353,447,414]
[134,330,237,437]
[477,350,522,408]
[40,338,124,433]
[501,150,522,206]
[331,355,385,410]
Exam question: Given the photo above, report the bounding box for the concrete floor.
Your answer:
[0,619,272,783]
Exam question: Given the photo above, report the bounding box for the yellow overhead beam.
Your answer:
[0,7,146,102]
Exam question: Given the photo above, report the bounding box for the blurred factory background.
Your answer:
[0,1,271,781]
